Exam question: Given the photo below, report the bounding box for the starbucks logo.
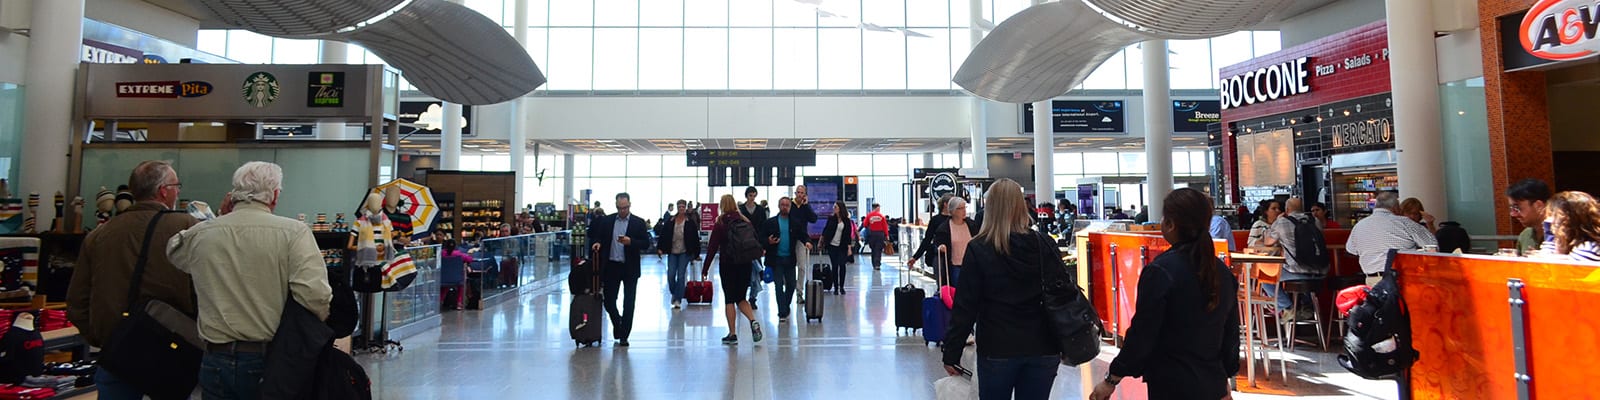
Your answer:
[242,72,280,108]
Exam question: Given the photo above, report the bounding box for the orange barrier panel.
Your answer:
[1086,232,1229,339]
[1393,252,1600,398]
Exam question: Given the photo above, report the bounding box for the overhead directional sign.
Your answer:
[687,149,817,168]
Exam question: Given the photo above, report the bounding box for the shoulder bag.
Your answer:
[1035,232,1103,366]
[97,210,203,400]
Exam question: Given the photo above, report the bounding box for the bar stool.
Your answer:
[1237,264,1287,379]
[1276,279,1328,352]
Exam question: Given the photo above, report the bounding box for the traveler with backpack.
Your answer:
[703,194,765,345]
[1092,188,1239,400]
[1259,198,1329,320]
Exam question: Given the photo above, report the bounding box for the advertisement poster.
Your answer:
[1021,100,1126,133]
[1172,100,1221,133]
[1077,184,1097,220]
[699,203,718,231]
[805,180,841,238]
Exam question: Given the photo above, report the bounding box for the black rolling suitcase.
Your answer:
[570,249,604,347]
[894,266,924,333]
[804,249,826,322]
[464,271,483,310]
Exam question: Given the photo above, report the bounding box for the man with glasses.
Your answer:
[1506,179,1553,256]
[588,193,651,347]
[68,160,200,399]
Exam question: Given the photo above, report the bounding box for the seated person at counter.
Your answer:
[1347,191,1436,286]
[1259,198,1326,320]
[1246,199,1281,251]
[439,240,474,310]
[1506,179,1552,256]
[1400,197,1438,234]
[1544,191,1600,262]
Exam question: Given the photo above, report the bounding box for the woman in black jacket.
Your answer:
[656,199,702,310]
[819,201,855,295]
[909,193,955,272]
[1091,188,1240,400]
[942,179,1060,400]
[909,197,979,284]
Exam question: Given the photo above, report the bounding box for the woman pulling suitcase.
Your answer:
[702,194,764,345]
[820,201,855,295]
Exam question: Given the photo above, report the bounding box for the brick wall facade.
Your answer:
[1480,0,1556,236]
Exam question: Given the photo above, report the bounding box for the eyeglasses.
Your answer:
[1509,204,1521,212]
[162,182,183,190]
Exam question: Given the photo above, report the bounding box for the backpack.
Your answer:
[722,217,765,265]
[1282,215,1330,271]
[1435,221,1471,253]
[1338,270,1419,379]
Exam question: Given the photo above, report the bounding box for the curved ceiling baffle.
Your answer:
[954,0,1297,104]
[187,0,545,105]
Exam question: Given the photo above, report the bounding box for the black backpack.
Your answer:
[1283,215,1330,270]
[1338,268,1419,379]
[722,218,765,265]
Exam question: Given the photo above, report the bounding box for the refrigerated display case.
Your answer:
[1333,170,1397,227]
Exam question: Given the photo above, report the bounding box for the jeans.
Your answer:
[604,276,640,340]
[748,260,765,301]
[93,369,146,400]
[200,351,266,400]
[1264,270,1324,311]
[770,255,799,318]
[667,253,691,302]
[827,246,849,290]
[867,231,887,267]
[976,355,1058,400]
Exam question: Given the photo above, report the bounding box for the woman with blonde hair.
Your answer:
[702,194,764,345]
[942,179,1061,400]
[1545,191,1600,262]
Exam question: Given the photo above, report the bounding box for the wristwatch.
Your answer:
[1103,374,1122,385]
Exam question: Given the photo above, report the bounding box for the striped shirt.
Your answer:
[1570,241,1600,263]
[1346,209,1437,274]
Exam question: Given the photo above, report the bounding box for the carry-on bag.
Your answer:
[804,279,825,322]
[97,211,202,400]
[464,271,484,310]
[894,267,925,333]
[939,248,957,309]
[686,279,714,304]
[812,262,834,291]
[922,247,952,346]
[570,249,604,347]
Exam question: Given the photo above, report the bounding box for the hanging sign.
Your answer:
[1520,0,1600,61]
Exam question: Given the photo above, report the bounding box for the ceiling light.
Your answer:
[1081,138,1115,141]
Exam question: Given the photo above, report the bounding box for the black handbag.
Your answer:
[1035,232,1103,366]
[97,210,203,400]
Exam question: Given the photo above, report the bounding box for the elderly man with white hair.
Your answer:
[1346,191,1437,286]
[167,161,332,399]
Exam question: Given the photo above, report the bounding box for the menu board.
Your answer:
[1236,129,1295,187]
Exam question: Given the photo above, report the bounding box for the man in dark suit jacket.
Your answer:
[759,196,815,322]
[588,192,651,346]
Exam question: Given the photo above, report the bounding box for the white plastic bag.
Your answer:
[934,375,978,400]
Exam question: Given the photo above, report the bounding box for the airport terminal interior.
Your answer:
[0,0,1594,399]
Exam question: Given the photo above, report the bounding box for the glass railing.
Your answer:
[472,230,574,303]
[387,244,440,328]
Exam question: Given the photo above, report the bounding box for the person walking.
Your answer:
[820,201,856,295]
[739,186,770,308]
[1091,188,1241,400]
[657,199,701,310]
[587,193,651,347]
[703,195,764,345]
[862,203,890,271]
[166,162,332,399]
[909,194,955,273]
[67,160,200,399]
[760,197,813,323]
[909,197,978,285]
[1545,191,1600,262]
[941,179,1060,400]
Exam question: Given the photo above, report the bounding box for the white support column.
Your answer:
[317,40,350,140]
[563,154,576,208]
[442,103,463,170]
[19,0,85,223]
[967,0,989,174]
[1386,0,1447,221]
[1143,40,1173,223]
[510,0,529,209]
[1032,100,1054,201]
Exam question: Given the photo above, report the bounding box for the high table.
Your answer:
[1227,252,1286,388]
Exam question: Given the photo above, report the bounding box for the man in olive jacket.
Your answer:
[67,160,199,398]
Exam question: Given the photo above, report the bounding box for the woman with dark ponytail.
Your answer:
[1091,188,1240,400]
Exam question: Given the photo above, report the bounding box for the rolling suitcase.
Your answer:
[686,279,714,304]
[804,279,825,322]
[922,248,952,346]
[894,268,925,333]
[812,263,833,291]
[464,271,484,310]
[570,249,604,347]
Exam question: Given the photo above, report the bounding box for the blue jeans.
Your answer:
[667,253,691,302]
[93,369,146,400]
[1264,270,1324,311]
[748,260,765,300]
[976,355,1058,400]
[770,255,799,318]
[201,351,266,400]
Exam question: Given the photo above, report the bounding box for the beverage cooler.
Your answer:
[1332,170,1397,227]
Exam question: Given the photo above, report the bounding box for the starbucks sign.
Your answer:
[242,71,280,108]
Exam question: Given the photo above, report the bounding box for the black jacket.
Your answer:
[739,202,769,227]
[820,217,857,250]
[943,231,1060,364]
[928,217,980,265]
[1108,244,1240,398]
[586,213,652,281]
[911,214,952,260]
[760,210,814,262]
[654,216,702,256]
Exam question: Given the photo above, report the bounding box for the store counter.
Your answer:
[1392,251,1600,398]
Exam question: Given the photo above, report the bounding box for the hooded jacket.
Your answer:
[942,231,1060,364]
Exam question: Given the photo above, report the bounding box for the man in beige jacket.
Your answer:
[167,161,331,399]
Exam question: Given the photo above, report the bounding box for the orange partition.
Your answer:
[1394,252,1600,398]
[1086,232,1229,338]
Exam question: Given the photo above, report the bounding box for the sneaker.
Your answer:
[618,339,630,347]
[750,301,759,310]
[779,317,789,324]
[672,301,682,310]
[721,334,738,345]
[1279,309,1296,321]
[751,321,764,343]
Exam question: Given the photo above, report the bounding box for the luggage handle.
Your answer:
[937,247,951,289]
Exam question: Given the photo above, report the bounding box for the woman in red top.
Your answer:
[1311,202,1342,229]
[702,194,763,345]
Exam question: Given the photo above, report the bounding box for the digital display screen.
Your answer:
[806,182,839,238]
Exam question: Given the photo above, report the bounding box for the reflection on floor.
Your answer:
[356,254,1400,399]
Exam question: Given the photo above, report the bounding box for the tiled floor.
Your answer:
[356,254,1400,399]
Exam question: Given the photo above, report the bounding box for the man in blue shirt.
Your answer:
[587,193,651,346]
[760,197,814,323]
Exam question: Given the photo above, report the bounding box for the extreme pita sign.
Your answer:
[1219,57,1312,110]
[1522,0,1600,61]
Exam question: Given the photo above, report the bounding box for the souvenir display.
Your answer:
[68,197,83,234]
[48,192,63,234]
[0,181,21,234]
[20,194,37,234]
[333,213,348,232]
[113,185,133,214]
[0,237,39,293]
[313,213,330,232]
[93,187,114,229]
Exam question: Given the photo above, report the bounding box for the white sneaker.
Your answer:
[672,301,682,310]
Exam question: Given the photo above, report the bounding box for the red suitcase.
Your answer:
[686,279,714,304]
